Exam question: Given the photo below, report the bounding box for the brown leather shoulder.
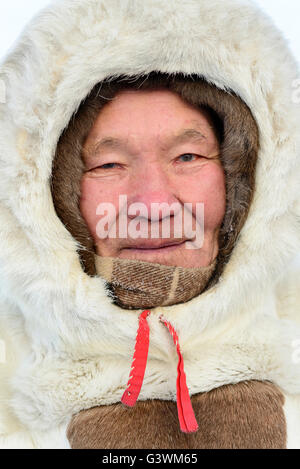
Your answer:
[67,380,286,449]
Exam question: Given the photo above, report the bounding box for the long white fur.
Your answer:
[0,0,300,448]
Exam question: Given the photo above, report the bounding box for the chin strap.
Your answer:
[121,310,198,434]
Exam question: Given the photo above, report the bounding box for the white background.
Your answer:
[0,0,299,63]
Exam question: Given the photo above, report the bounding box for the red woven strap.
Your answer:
[121,310,198,434]
[121,310,150,407]
[160,316,199,434]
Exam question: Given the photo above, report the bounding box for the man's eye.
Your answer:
[178,153,198,162]
[101,162,119,169]
[86,162,121,173]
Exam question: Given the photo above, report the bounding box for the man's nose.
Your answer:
[127,165,179,220]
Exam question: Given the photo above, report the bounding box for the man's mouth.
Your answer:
[122,240,187,252]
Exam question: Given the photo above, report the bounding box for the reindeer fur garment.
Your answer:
[0,0,300,449]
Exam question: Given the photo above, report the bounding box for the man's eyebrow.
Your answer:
[83,137,127,158]
[83,129,206,158]
[170,128,207,145]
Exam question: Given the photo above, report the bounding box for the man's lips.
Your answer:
[121,240,188,251]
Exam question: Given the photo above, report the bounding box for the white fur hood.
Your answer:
[0,0,300,448]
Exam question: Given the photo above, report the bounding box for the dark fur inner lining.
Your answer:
[51,72,259,293]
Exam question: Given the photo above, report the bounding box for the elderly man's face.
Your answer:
[80,89,226,268]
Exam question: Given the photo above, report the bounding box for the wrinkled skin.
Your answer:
[80,89,226,268]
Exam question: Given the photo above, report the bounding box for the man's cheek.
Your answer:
[80,177,122,241]
[196,166,226,231]
[80,178,107,240]
[207,192,226,230]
